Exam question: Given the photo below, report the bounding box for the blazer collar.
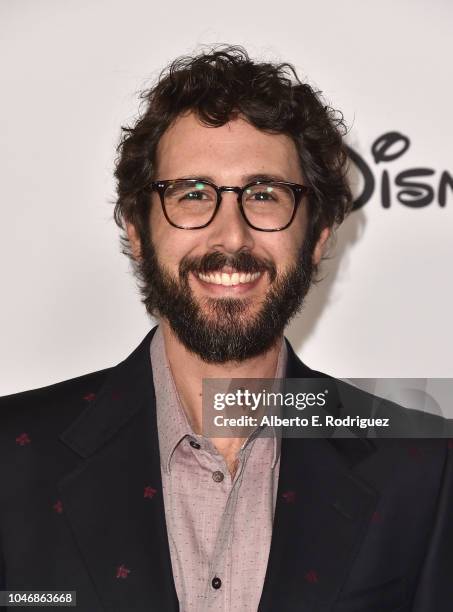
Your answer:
[59,327,378,611]
[60,327,159,458]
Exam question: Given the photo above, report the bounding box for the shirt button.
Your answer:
[190,440,201,449]
[212,470,224,483]
[211,576,222,589]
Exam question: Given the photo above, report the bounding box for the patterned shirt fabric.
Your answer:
[150,325,287,612]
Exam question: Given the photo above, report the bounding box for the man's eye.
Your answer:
[181,191,207,200]
[247,190,276,201]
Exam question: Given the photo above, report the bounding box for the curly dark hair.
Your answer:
[114,45,352,257]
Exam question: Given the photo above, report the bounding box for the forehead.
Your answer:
[155,112,303,182]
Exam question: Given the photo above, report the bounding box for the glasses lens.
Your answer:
[163,180,217,228]
[242,183,296,230]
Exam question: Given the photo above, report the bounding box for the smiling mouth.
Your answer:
[196,271,262,287]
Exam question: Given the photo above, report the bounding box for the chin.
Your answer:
[200,295,261,319]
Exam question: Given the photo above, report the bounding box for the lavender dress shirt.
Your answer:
[150,326,287,612]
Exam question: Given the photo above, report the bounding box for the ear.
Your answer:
[125,221,142,261]
[312,227,331,266]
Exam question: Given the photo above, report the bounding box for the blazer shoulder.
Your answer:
[0,367,113,429]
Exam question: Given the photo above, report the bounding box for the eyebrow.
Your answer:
[178,173,288,184]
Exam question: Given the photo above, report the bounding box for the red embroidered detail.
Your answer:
[53,500,63,514]
[304,570,319,583]
[111,391,122,401]
[16,433,31,446]
[282,490,296,503]
[448,439,453,450]
[116,565,130,579]
[83,392,96,401]
[408,445,423,460]
[370,511,382,523]
[144,486,157,499]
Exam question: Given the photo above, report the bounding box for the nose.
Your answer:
[206,190,255,254]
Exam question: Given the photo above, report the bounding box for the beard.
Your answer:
[133,228,315,363]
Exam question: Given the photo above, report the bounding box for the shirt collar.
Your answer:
[150,325,287,473]
[151,325,193,474]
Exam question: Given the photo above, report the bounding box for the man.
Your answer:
[0,47,452,612]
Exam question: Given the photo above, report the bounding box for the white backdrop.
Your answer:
[1,0,452,395]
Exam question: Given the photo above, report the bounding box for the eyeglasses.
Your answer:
[149,178,311,231]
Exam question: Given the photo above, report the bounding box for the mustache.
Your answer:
[179,251,277,282]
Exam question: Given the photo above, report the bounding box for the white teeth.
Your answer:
[221,272,231,286]
[198,271,261,286]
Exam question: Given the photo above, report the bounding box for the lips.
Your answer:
[197,271,262,287]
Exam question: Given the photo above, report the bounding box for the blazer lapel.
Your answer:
[258,341,379,612]
[58,327,179,612]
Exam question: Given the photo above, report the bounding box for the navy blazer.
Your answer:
[0,326,452,611]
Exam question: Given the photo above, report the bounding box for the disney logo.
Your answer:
[346,132,452,210]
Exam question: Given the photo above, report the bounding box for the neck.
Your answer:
[160,319,283,475]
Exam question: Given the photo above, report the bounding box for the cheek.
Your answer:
[149,212,199,272]
[278,243,302,270]
[152,233,181,272]
[264,219,306,268]
[149,204,177,266]
[287,208,309,255]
